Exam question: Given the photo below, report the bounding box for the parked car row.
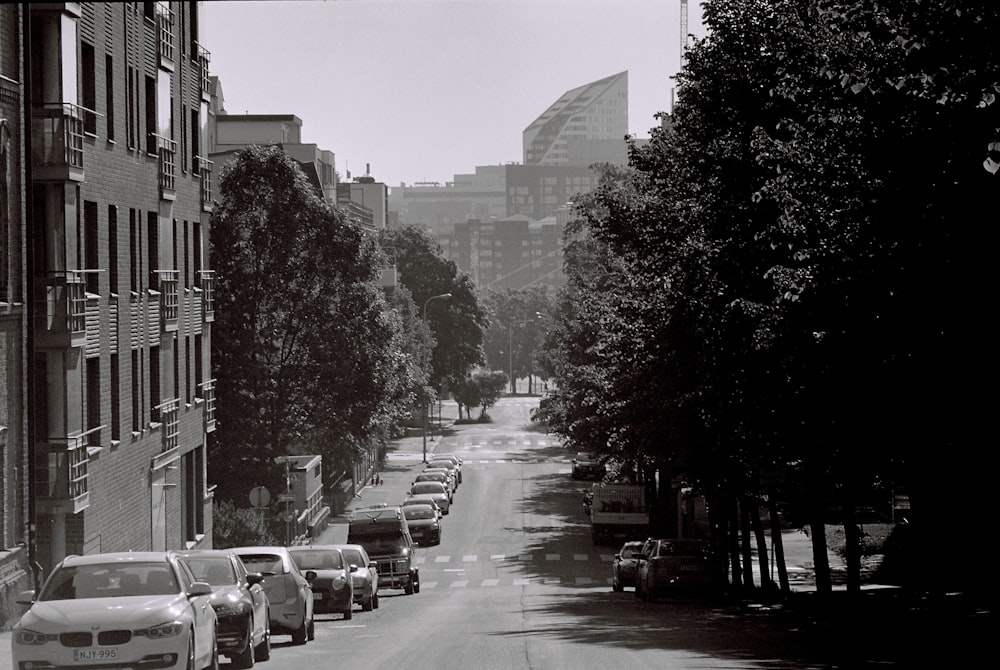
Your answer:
[400,454,463,547]
[611,537,718,600]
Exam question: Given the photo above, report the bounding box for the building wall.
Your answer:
[505,163,596,221]
[26,2,215,572]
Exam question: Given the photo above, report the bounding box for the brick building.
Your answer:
[1,2,218,592]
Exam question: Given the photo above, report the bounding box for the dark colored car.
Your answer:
[571,452,606,480]
[611,540,644,592]
[232,546,316,644]
[635,538,717,601]
[336,544,379,611]
[178,549,271,668]
[287,545,354,620]
[403,503,442,546]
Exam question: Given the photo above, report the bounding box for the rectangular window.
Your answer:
[145,75,156,153]
[185,336,192,403]
[190,108,199,172]
[194,334,203,396]
[147,210,159,286]
[111,353,120,441]
[105,54,115,140]
[126,67,136,148]
[84,201,98,294]
[183,221,189,288]
[86,358,101,439]
[173,336,180,407]
[129,209,138,294]
[149,345,160,423]
[82,42,97,134]
[131,350,140,432]
[108,206,118,294]
[180,104,187,173]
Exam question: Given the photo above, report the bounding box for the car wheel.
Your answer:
[612,575,622,592]
[184,632,196,670]
[373,591,380,609]
[404,578,414,595]
[254,626,270,662]
[291,612,308,645]
[307,616,315,641]
[343,604,353,620]
[230,617,255,668]
[362,590,373,612]
[205,635,220,670]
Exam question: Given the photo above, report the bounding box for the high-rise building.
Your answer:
[523,71,629,166]
[1,3,218,589]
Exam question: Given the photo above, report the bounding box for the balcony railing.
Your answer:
[34,430,95,513]
[156,269,179,328]
[199,379,217,432]
[35,270,87,347]
[154,134,177,198]
[157,2,175,68]
[196,42,212,99]
[197,156,214,210]
[198,270,214,321]
[31,102,86,181]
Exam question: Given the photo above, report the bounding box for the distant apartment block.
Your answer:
[388,165,507,233]
[523,71,629,166]
[1,3,218,587]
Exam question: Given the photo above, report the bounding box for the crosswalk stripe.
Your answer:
[545,554,560,561]
[482,579,499,587]
[574,554,588,561]
[463,555,477,562]
[434,555,450,563]
[490,554,505,561]
[450,580,467,588]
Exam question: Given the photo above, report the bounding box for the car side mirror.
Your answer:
[368,561,378,569]
[15,590,36,605]
[247,572,264,586]
[614,554,621,560]
[188,582,213,597]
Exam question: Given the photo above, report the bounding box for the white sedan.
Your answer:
[12,551,218,670]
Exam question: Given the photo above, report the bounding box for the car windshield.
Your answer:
[412,483,443,495]
[341,549,364,567]
[291,550,343,570]
[237,554,284,574]
[620,543,643,558]
[404,506,436,520]
[182,556,236,585]
[349,531,409,554]
[40,562,178,600]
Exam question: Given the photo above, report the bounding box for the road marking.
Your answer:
[422,581,437,588]
[482,579,499,587]
[600,554,614,562]
[519,554,532,561]
[434,555,450,563]
[513,578,530,586]
[573,554,588,561]
[463,555,477,562]
[415,557,426,564]
[575,577,594,585]
[545,554,560,561]
[490,554,505,561]
[450,580,468,588]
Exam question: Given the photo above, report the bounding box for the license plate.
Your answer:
[74,648,118,661]
[312,592,323,599]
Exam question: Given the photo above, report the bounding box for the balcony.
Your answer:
[156,270,179,331]
[156,2,175,69]
[31,102,85,182]
[198,270,214,322]
[199,379,217,433]
[34,430,95,514]
[197,156,214,211]
[154,134,177,200]
[34,270,87,349]
[196,42,212,100]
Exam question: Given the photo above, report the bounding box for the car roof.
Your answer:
[61,551,173,566]
[287,545,342,553]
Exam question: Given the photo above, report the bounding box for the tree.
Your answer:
[210,146,412,503]
[480,287,555,393]
[380,226,486,388]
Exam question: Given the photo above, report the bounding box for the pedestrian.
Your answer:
[373,472,381,486]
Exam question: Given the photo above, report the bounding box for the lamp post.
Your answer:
[422,293,452,463]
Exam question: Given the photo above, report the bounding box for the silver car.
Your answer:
[335,544,380,611]
[407,481,451,514]
[232,546,316,645]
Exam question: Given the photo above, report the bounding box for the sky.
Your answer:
[200,0,705,189]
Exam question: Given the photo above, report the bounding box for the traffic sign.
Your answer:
[278,493,296,503]
[249,486,270,508]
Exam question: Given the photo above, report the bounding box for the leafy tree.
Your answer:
[210,146,411,502]
[480,287,555,393]
[380,226,487,389]
[213,500,278,548]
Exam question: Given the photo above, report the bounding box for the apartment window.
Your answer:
[86,358,101,441]
[105,54,115,140]
[173,336,180,407]
[145,75,156,153]
[194,334,203,396]
[190,108,200,172]
[129,209,138,293]
[148,211,158,285]
[149,345,160,423]
[185,336,192,402]
[131,350,140,432]
[82,42,97,134]
[84,201,98,294]
[108,206,118,293]
[126,66,137,148]
[111,353,120,441]
[183,221,189,288]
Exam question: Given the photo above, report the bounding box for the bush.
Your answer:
[213,499,278,548]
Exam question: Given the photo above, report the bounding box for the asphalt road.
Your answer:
[1,397,885,669]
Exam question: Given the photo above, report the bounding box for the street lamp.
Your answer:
[422,293,452,463]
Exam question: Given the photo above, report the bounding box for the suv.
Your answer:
[347,506,420,595]
[634,538,717,601]
[571,452,606,480]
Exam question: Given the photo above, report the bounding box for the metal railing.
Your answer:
[35,270,87,336]
[154,134,177,194]
[155,269,179,323]
[157,2,175,66]
[198,270,215,319]
[31,102,85,172]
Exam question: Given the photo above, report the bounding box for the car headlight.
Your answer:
[213,602,250,617]
[135,620,185,638]
[331,575,347,589]
[14,629,58,645]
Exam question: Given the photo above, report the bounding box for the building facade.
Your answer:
[387,165,507,233]
[0,2,218,586]
[522,71,629,166]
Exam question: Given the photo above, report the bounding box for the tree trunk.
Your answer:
[809,514,833,596]
[749,498,773,594]
[843,502,862,595]
[766,496,790,595]
[728,499,743,590]
[740,498,755,590]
